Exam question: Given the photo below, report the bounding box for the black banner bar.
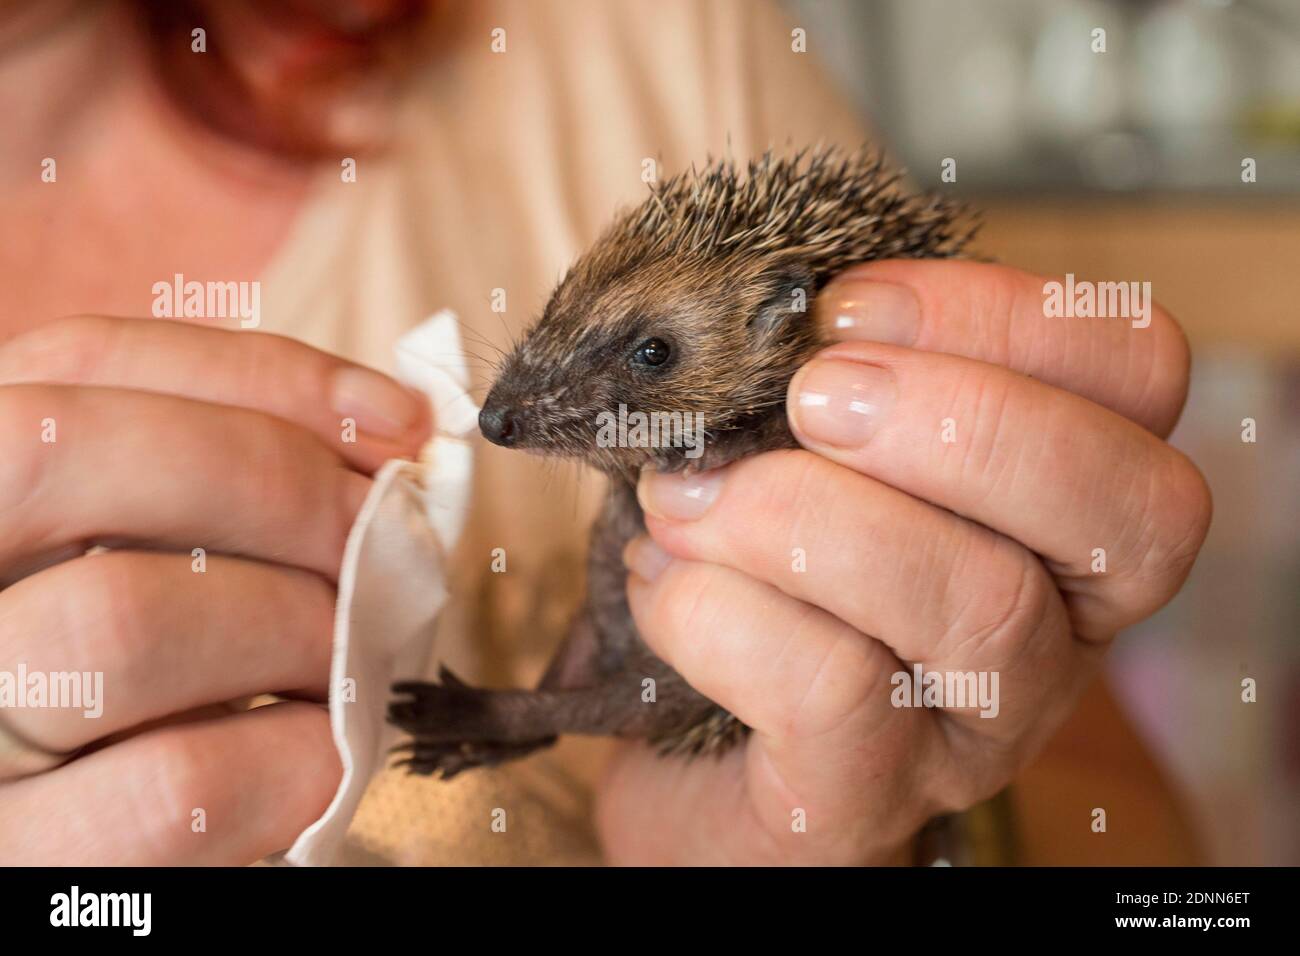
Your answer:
[0,866,1283,941]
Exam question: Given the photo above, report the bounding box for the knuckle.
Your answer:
[646,560,773,696]
[947,366,1023,501]
[730,449,825,543]
[944,541,1055,665]
[140,732,218,857]
[1130,450,1213,591]
[58,555,150,664]
[238,411,312,487]
[907,515,981,624]
[228,413,360,568]
[239,330,324,405]
[949,262,1027,363]
[649,562,723,667]
[141,704,338,862]
[929,735,1012,812]
[270,568,337,662]
[778,619,878,739]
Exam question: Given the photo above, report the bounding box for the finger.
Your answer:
[0,551,334,752]
[786,344,1213,638]
[624,542,906,745]
[621,545,939,856]
[0,384,369,581]
[816,260,1191,438]
[637,451,1080,730]
[0,701,339,865]
[0,315,430,472]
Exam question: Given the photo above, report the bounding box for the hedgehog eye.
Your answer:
[632,337,671,368]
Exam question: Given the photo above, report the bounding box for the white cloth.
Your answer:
[284,311,478,867]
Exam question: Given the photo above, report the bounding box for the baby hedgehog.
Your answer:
[389,146,974,778]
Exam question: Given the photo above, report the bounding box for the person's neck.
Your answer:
[0,1,121,168]
[0,1,314,337]
[0,0,311,191]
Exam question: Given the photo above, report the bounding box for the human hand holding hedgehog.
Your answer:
[389,150,1212,865]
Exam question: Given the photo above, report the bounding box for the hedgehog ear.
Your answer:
[748,263,815,341]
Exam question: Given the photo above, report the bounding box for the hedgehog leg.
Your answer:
[388,664,651,777]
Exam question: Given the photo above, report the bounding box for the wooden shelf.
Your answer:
[969,198,1300,355]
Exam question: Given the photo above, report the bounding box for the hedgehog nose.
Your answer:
[479,403,521,447]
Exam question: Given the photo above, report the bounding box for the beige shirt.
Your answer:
[256,0,866,865]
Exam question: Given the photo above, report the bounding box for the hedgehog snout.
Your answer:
[478,372,527,447]
[478,401,521,447]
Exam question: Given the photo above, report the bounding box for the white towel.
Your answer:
[284,310,479,867]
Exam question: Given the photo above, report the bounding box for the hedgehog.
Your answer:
[388,146,975,779]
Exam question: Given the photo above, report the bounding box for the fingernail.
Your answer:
[821,280,920,346]
[791,359,896,448]
[637,467,724,522]
[330,367,423,439]
[623,536,672,582]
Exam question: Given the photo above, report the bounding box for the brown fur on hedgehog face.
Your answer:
[478,248,824,479]
[477,148,973,478]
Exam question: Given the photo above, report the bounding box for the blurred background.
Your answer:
[786,0,1300,865]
